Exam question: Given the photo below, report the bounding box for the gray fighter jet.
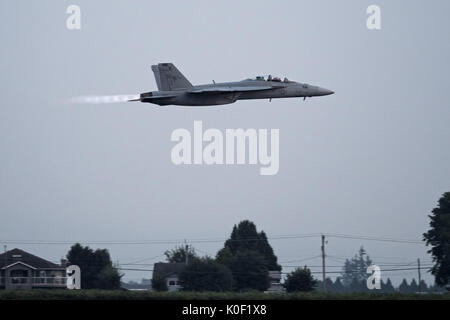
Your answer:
[129,63,334,106]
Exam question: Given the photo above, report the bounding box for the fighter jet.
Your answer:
[129,63,334,106]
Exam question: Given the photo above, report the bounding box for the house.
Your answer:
[152,262,186,292]
[0,248,67,290]
[265,271,285,293]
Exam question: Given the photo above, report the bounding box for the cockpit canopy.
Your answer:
[244,75,294,83]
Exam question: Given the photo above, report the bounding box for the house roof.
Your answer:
[4,261,37,270]
[152,263,186,280]
[0,248,64,270]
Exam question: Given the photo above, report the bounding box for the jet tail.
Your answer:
[151,63,193,91]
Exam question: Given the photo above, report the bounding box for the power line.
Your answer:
[117,266,434,275]
[279,255,322,264]
[325,255,433,265]
[123,254,167,265]
[62,262,433,269]
[325,233,423,244]
[280,263,434,269]
[0,232,425,245]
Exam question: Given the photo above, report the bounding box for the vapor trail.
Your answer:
[69,94,139,104]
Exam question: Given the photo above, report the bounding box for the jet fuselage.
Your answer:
[134,63,334,106]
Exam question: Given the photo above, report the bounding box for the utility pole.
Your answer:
[321,235,327,293]
[185,241,189,265]
[417,258,422,292]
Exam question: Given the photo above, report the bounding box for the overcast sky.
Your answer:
[0,0,449,285]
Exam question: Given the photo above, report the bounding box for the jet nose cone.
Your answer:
[317,87,334,96]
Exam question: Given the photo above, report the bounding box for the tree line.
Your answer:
[65,192,450,292]
[315,277,445,294]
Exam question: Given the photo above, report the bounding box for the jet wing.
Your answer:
[188,86,275,94]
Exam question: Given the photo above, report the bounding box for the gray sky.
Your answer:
[0,0,449,286]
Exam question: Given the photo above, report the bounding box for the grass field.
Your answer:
[0,290,449,300]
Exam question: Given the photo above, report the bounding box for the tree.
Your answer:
[398,278,410,293]
[165,245,199,264]
[381,278,395,293]
[347,278,367,293]
[284,267,318,292]
[179,257,233,292]
[66,243,96,289]
[423,192,450,286]
[97,265,122,290]
[219,220,281,271]
[409,278,419,293]
[316,278,334,293]
[67,243,122,289]
[418,279,428,292]
[216,220,281,291]
[217,249,270,291]
[324,278,334,292]
[151,276,168,292]
[333,277,345,293]
[428,283,446,293]
[341,246,373,287]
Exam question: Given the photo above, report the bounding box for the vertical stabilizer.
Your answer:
[151,63,193,91]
